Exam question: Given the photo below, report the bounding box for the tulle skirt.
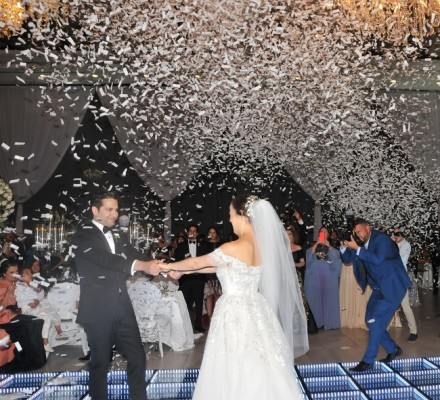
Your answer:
[192,292,302,400]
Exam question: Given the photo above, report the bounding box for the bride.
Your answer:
[164,194,309,399]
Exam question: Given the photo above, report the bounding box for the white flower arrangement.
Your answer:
[0,179,15,222]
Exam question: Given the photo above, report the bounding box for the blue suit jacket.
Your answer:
[341,230,411,303]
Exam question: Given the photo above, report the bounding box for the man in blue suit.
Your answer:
[341,218,411,372]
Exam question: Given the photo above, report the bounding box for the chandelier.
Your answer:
[0,0,25,37]
[0,0,66,38]
[336,0,440,46]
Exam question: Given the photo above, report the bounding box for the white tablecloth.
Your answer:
[46,282,83,348]
[127,278,194,351]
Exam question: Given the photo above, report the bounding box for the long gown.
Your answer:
[292,249,318,334]
[192,248,303,400]
[304,246,342,330]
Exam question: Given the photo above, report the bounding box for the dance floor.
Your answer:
[3,290,438,399]
[1,358,440,399]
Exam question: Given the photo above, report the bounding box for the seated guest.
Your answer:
[151,236,173,261]
[15,266,68,354]
[128,273,195,352]
[0,259,46,372]
[0,259,18,369]
[305,227,342,330]
[1,229,25,263]
[30,258,51,279]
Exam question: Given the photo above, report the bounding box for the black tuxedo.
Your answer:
[72,223,149,400]
[173,239,210,330]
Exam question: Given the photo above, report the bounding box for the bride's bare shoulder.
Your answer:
[219,240,254,265]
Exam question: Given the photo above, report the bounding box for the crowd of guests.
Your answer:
[150,225,225,332]
[0,207,438,373]
[162,209,437,344]
[285,214,440,346]
[0,229,69,372]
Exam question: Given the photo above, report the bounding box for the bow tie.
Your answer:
[103,226,111,234]
[189,240,196,244]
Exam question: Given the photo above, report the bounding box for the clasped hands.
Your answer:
[137,260,182,280]
[159,264,183,280]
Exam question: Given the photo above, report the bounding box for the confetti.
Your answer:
[1,0,437,250]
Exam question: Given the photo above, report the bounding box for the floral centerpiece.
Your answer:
[0,178,15,226]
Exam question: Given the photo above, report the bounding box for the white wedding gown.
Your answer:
[192,249,303,399]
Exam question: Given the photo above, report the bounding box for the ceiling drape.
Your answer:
[0,86,90,232]
[98,90,213,240]
[388,90,440,207]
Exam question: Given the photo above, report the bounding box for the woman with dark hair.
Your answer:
[0,259,19,368]
[0,259,46,372]
[286,227,318,334]
[163,194,308,399]
[203,227,224,323]
[305,226,342,330]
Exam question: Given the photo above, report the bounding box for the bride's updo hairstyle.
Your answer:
[231,194,260,219]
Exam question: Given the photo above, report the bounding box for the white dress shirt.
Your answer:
[188,240,197,258]
[397,239,411,270]
[92,220,137,275]
[92,220,115,254]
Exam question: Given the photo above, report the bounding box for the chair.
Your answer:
[46,282,83,349]
[127,278,164,357]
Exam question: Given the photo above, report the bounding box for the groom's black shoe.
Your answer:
[349,361,374,372]
[380,346,402,363]
[78,351,91,361]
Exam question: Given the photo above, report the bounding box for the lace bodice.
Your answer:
[209,248,261,296]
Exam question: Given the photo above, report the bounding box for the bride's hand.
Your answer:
[168,270,183,280]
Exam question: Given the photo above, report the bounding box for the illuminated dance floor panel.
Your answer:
[0,358,439,399]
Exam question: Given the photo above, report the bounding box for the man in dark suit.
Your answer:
[71,193,162,400]
[173,224,209,332]
[341,218,411,372]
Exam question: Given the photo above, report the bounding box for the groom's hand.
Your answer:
[136,260,163,276]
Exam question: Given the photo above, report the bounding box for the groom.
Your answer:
[72,192,162,399]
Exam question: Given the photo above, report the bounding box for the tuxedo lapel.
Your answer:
[89,223,112,253]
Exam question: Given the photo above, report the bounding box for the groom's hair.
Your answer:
[90,192,118,209]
